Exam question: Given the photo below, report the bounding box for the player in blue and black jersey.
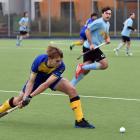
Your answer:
[16,11,29,47]
[70,13,98,50]
[0,45,95,129]
[71,7,111,86]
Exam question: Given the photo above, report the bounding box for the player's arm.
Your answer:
[127,26,136,31]
[104,32,110,44]
[30,74,58,97]
[24,71,37,97]
[85,28,95,50]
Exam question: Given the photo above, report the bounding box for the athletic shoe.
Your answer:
[75,63,84,79]
[70,45,74,50]
[125,52,133,56]
[75,118,95,129]
[113,48,119,56]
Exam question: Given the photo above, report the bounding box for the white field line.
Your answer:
[0,89,140,102]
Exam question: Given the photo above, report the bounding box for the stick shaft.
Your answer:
[77,42,107,60]
[0,106,18,118]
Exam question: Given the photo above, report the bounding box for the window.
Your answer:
[0,2,3,15]
[61,2,75,19]
[92,1,99,13]
[35,2,40,19]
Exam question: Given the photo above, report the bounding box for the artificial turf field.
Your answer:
[0,39,140,140]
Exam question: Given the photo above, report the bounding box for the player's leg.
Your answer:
[55,78,95,128]
[71,47,92,86]
[70,29,86,50]
[125,39,132,56]
[70,39,84,50]
[114,36,126,56]
[16,33,23,46]
[0,92,23,113]
[74,48,107,81]
[71,62,90,86]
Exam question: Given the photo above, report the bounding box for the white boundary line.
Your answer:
[0,89,140,102]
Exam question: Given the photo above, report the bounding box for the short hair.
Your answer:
[130,12,135,16]
[102,7,112,13]
[47,45,63,59]
[23,11,28,17]
[91,13,98,18]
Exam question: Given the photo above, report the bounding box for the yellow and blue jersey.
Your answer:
[31,54,65,78]
[22,54,65,92]
[80,18,95,40]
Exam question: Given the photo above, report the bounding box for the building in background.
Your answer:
[0,0,139,37]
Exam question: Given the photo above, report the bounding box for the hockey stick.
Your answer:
[0,106,19,118]
[77,42,108,60]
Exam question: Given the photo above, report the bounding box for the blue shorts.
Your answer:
[22,77,62,93]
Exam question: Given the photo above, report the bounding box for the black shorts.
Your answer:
[83,47,106,62]
[122,36,130,42]
[20,31,28,35]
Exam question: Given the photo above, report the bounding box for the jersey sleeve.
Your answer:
[19,18,24,24]
[52,63,65,78]
[87,21,102,32]
[31,56,41,73]
[127,19,133,27]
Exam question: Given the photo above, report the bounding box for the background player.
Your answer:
[114,13,136,56]
[71,7,111,86]
[16,11,29,47]
[70,13,98,50]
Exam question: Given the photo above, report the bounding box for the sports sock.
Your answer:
[0,97,15,113]
[73,41,83,46]
[116,42,124,50]
[126,47,130,54]
[82,62,101,70]
[70,96,83,122]
[71,74,84,86]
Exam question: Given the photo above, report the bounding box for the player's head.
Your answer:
[101,7,112,21]
[46,45,63,67]
[23,11,28,17]
[91,13,98,20]
[130,12,135,19]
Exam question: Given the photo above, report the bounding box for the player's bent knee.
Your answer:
[68,86,77,96]
[102,63,108,69]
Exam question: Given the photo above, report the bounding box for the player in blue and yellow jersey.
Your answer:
[70,13,98,50]
[114,13,136,56]
[0,45,95,129]
[71,7,111,86]
[16,11,29,46]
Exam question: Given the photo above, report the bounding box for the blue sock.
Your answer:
[71,74,84,86]
[82,62,101,70]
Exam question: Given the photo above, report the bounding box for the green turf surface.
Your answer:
[0,39,140,140]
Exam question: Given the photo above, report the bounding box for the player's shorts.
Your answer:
[22,77,62,93]
[80,27,87,40]
[121,36,130,42]
[20,31,28,35]
[80,31,87,40]
[83,46,106,62]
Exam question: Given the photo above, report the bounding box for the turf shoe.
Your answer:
[75,63,84,79]
[75,118,95,129]
[70,45,74,50]
[113,48,119,56]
